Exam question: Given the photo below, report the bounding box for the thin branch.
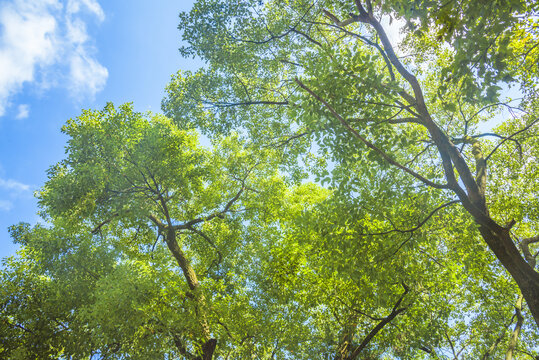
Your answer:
[91,213,119,234]
[486,116,539,161]
[370,200,460,236]
[266,131,312,148]
[2,318,35,334]
[172,178,248,231]
[348,283,409,359]
[229,2,315,45]
[291,28,323,48]
[444,331,458,360]
[189,226,223,274]
[348,116,422,125]
[468,102,527,123]
[404,143,435,167]
[335,295,385,321]
[295,78,448,189]
[453,133,523,159]
[150,233,162,258]
[211,100,289,108]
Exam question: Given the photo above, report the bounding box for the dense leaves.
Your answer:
[2,0,539,359]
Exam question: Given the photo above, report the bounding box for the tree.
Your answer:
[2,1,539,359]
[3,103,535,358]
[1,103,299,359]
[164,0,539,329]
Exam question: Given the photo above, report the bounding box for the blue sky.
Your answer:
[0,0,200,259]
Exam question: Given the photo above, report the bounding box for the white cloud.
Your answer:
[67,0,104,22]
[0,0,107,117]
[0,177,31,192]
[15,104,29,119]
[0,177,30,212]
[68,48,107,98]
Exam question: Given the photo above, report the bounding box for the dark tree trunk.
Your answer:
[479,227,539,327]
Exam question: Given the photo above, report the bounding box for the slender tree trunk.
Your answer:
[505,295,524,360]
[164,227,216,359]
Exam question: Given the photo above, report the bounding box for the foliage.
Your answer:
[2,1,539,359]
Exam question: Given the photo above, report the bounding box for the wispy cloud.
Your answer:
[15,104,29,119]
[0,177,31,192]
[0,177,31,212]
[0,0,108,117]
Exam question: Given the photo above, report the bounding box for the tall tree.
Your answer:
[2,1,539,359]
[164,0,539,328]
[9,103,293,358]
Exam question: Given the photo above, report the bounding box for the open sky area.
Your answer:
[0,0,200,260]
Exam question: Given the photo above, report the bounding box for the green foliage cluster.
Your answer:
[2,1,539,359]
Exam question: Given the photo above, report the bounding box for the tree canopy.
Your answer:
[2,0,539,359]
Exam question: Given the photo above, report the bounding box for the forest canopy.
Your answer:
[2,0,539,359]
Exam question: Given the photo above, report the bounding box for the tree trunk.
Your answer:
[478,227,539,328]
[165,228,216,359]
[505,295,524,360]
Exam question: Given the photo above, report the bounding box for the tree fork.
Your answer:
[164,228,216,359]
[150,213,216,359]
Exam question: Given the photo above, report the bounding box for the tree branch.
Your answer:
[519,235,539,269]
[320,10,395,81]
[347,283,409,359]
[506,295,524,360]
[360,200,460,237]
[148,213,166,230]
[211,100,289,108]
[91,213,119,234]
[295,78,449,190]
[189,226,223,275]
[486,116,539,161]
[453,133,523,159]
